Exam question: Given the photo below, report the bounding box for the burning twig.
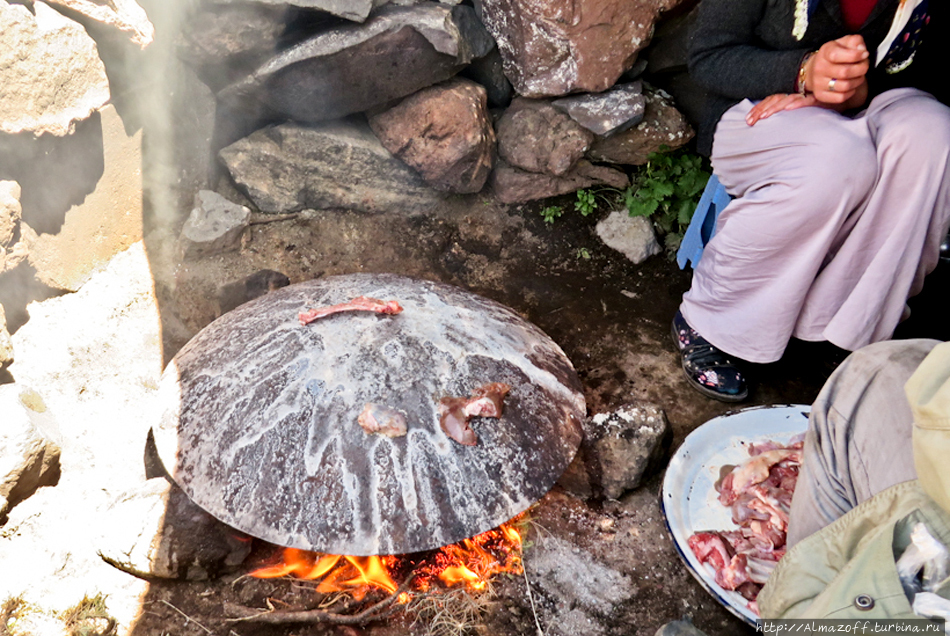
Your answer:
[224,574,415,625]
[298,296,404,326]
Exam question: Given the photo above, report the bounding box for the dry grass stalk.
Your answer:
[409,588,494,636]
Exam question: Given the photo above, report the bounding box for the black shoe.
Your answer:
[672,310,749,402]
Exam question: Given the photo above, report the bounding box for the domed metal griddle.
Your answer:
[152,274,585,556]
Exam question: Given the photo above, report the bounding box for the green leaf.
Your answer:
[647,180,676,199]
[676,199,695,226]
[628,197,660,217]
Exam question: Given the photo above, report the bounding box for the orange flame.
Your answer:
[251,519,525,601]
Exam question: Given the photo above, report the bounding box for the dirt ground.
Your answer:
[130,173,948,636]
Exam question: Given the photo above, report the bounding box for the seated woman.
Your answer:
[674,0,950,401]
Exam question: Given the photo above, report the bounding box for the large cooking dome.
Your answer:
[152,274,586,556]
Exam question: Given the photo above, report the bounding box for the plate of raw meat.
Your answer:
[661,404,809,625]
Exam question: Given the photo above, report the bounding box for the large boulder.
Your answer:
[586,89,694,166]
[0,385,61,520]
[26,105,144,292]
[176,2,290,90]
[0,1,110,136]
[475,0,680,98]
[98,478,252,580]
[490,159,628,205]
[495,97,593,177]
[217,2,494,123]
[368,77,496,193]
[219,120,445,215]
[42,0,155,48]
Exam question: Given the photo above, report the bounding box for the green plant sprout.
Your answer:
[540,205,564,224]
[574,188,598,216]
[625,146,710,255]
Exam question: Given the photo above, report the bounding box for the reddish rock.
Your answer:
[369,78,496,194]
[476,0,681,98]
[587,90,694,166]
[495,97,594,177]
[490,159,628,205]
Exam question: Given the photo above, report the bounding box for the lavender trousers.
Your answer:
[681,88,950,363]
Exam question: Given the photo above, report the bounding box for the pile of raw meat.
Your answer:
[687,437,804,608]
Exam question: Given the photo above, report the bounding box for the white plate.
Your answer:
[660,404,810,625]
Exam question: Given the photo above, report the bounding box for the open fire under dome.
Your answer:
[151,274,586,556]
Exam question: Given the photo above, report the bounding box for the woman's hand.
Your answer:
[746,93,818,125]
[805,34,870,105]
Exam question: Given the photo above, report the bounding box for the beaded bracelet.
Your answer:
[798,51,816,96]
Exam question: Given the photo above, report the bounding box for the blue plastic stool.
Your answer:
[676,174,732,270]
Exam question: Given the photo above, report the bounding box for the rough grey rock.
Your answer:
[527,535,637,635]
[587,90,694,166]
[0,2,110,136]
[475,0,680,98]
[596,210,661,265]
[552,82,646,137]
[98,478,252,580]
[204,0,386,23]
[43,0,154,48]
[0,385,61,519]
[176,3,289,89]
[459,45,513,108]
[218,3,493,123]
[219,120,446,214]
[179,191,251,258]
[622,57,649,82]
[559,404,671,500]
[490,159,628,205]
[495,97,594,177]
[368,77,496,193]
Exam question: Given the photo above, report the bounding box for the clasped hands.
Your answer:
[746,34,870,126]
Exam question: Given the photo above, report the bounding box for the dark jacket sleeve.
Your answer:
[688,0,811,100]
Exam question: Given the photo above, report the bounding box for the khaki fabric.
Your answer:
[760,341,950,619]
[909,341,950,514]
[759,482,950,618]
